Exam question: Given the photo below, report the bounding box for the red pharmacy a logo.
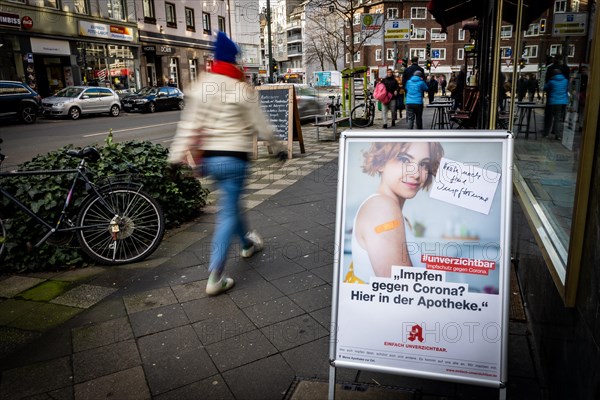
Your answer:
[408,324,424,342]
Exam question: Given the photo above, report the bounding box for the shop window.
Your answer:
[411,7,427,19]
[169,58,179,87]
[143,0,156,23]
[185,7,195,31]
[203,12,211,33]
[108,0,125,21]
[190,59,198,82]
[218,16,226,33]
[165,3,177,28]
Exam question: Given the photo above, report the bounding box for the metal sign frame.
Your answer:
[329,131,514,399]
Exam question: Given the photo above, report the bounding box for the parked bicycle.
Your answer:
[351,91,375,127]
[0,138,165,265]
[325,94,342,116]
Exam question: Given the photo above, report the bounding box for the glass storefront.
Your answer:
[75,42,137,94]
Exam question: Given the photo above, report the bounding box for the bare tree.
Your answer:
[304,34,327,71]
[305,28,342,71]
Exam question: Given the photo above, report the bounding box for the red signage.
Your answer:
[505,59,512,67]
[21,16,33,30]
[0,11,21,28]
[432,60,440,68]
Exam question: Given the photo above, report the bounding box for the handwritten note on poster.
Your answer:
[430,158,500,215]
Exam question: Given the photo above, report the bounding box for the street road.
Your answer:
[0,110,181,166]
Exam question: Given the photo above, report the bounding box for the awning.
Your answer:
[427,0,554,33]
[428,66,454,74]
[501,64,539,73]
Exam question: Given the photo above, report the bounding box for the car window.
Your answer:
[167,87,178,95]
[0,83,30,95]
[56,87,84,97]
[97,88,113,97]
[82,88,99,98]
[158,88,168,96]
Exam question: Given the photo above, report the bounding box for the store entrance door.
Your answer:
[146,64,157,86]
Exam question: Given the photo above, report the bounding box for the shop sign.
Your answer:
[78,21,134,42]
[0,11,21,29]
[30,37,71,55]
[156,45,176,55]
[143,45,156,53]
[21,16,33,30]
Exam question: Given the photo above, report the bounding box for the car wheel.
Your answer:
[147,102,156,113]
[20,105,37,124]
[177,100,185,110]
[110,104,120,117]
[69,107,81,120]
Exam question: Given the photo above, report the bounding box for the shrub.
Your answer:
[0,138,208,272]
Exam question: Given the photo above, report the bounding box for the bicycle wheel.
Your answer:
[367,103,376,126]
[76,185,165,265]
[351,103,372,128]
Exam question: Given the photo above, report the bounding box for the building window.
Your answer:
[353,51,360,62]
[375,49,382,61]
[185,7,195,31]
[353,13,361,25]
[500,47,512,58]
[572,0,580,11]
[345,53,350,64]
[458,29,465,40]
[386,48,394,60]
[142,0,155,22]
[550,44,562,55]
[523,45,538,58]
[501,25,512,39]
[411,7,427,19]
[387,8,398,20]
[457,48,464,60]
[218,16,226,33]
[431,28,446,41]
[431,48,446,60]
[203,13,211,33]
[539,19,547,33]
[108,0,125,20]
[165,2,177,28]
[190,59,198,82]
[568,43,575,57]
[410,48,425,59]
[412,28,426,40]
[554,0,567,12]
[44,0,58,8]
[525,23,540,36]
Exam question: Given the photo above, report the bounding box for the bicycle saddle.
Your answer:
[66,147,101,162]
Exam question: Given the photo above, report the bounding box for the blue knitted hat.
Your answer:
[214,31,239,64]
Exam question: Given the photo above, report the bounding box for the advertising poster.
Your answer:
[331,132,513,388]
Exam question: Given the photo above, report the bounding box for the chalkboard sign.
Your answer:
[255,85,305,159]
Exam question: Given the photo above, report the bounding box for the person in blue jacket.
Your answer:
[405,70,429,129]
[543,69,569,140]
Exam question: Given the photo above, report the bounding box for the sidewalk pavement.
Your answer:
[0,107,546,400]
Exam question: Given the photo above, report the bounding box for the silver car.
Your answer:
[42,86,121,120]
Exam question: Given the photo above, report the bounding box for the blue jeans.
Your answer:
[203,156,250,274]
[406,104,424,129]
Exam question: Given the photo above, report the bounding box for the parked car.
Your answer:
[121,86,185,113]
[0,81,41,124]
[42,86,121,120]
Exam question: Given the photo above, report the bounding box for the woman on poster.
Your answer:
[346,141,444,283]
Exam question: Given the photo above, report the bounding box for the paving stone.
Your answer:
[0,276,45,298]
[508,334,536,379]
[73,366,150,400]
[153,374,235,400]
[50,284,117,309]
[171,280,209,303]
[222,355,295,400]
[242,297,305,328]
[129,303,190,337]
[73,339,141,383]
[0,299,44,325]
[289,284,332,313]
[122,286,178,314]
[192,308,256,345]
[23,386,74,400]
[311,264,334,283]
[67,297,127,328]
[84,267,141,289]
[16,281,72,302]
[228,279,284,308]
[52,267,106,282]
[281,336,344,380]
[181,295,239,323]
[310,306,332,331]
[261,314,328,352]
[0,326,42,359]
[0,356,72,400]
[357,370,455,396]
[271,271,327,295]
[7,303,81,332]
[137,325,217,396]
[206,329,278,372]
[253,258,306,281]
[159,264,210,286]
[71,316,134,353]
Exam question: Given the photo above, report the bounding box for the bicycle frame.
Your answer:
[0,159,116,248]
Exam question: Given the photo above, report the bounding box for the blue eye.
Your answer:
[396,155,411,163]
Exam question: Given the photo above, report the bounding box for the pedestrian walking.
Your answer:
[168,32,285,296]
[451,66,466,110]
[380,68,400,128]
[543,69,569,140]
[427,75,438,104]
[402,56,425,88]
[516,75,528,102]
[527,74,539,102]
[405,70,429,129]
[439,75,447,96]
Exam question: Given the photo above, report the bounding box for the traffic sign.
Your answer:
[432,50,440,59]
[505,59,512,67]
[432,60,440,68]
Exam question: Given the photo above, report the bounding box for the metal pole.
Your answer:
[489,0,505,129]
[507,0,524,131]
[266,0,274,83]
